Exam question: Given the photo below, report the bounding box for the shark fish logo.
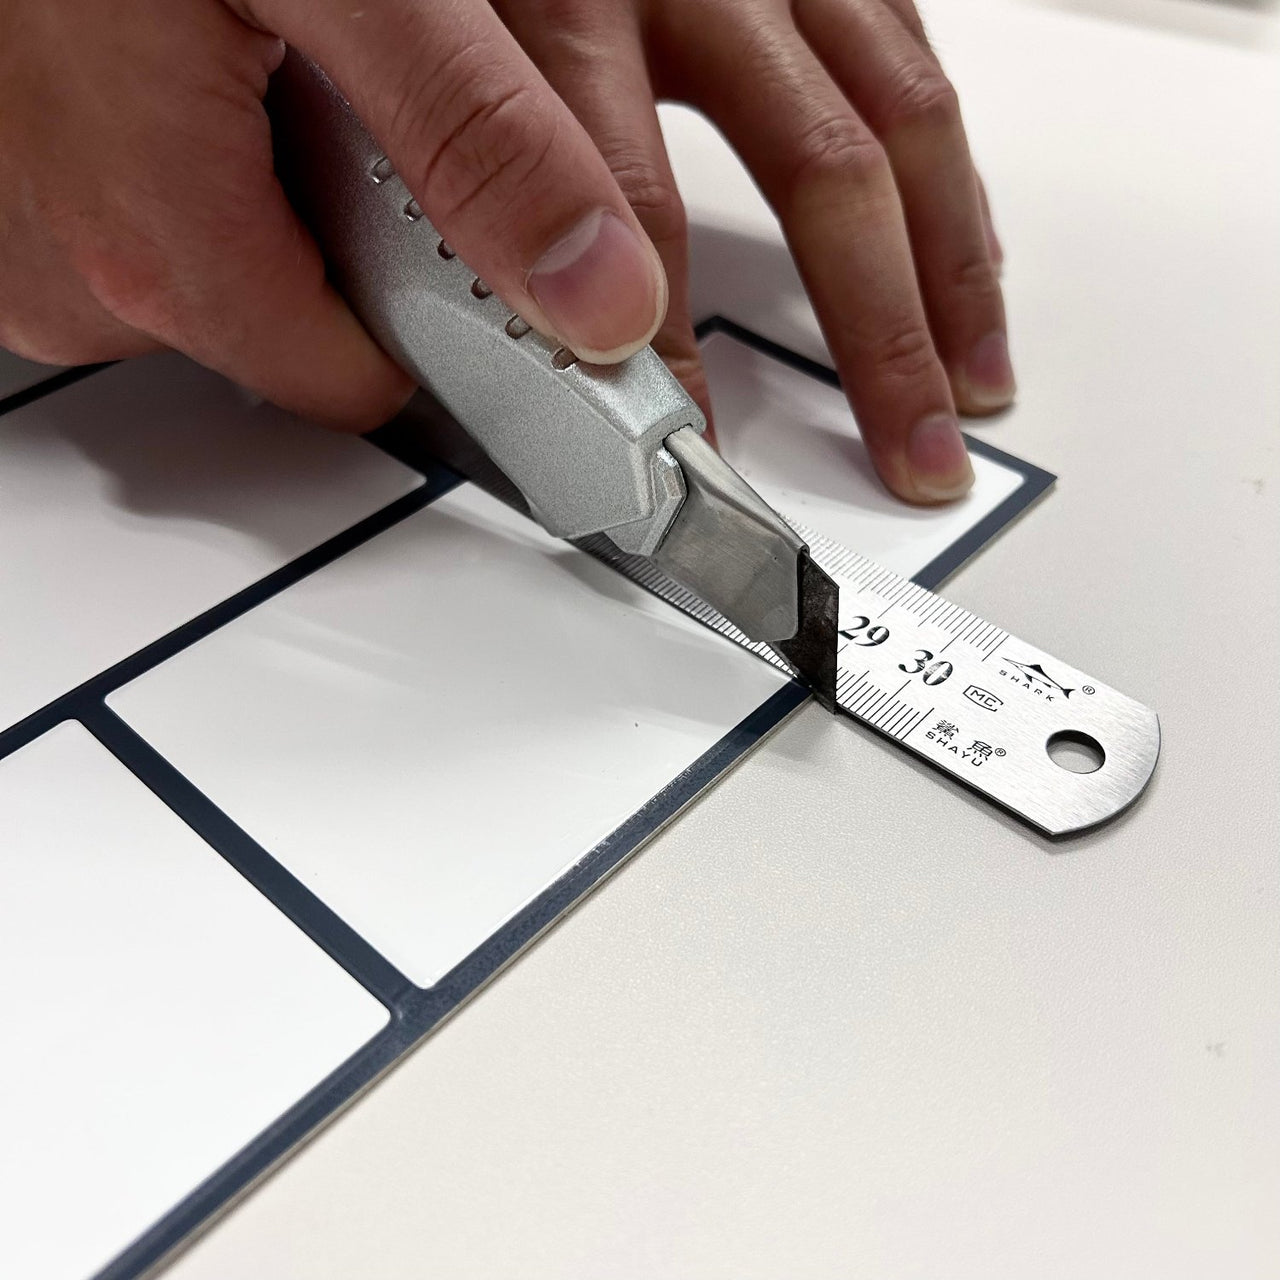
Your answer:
[1002,658,1075,699]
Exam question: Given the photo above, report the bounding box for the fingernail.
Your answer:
[527,210,666,363]
[907,413,974,502]
[961,331,1016,410]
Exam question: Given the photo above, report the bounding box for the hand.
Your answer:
[0,0,667,427]
[0,0,1010,505]
[494,0,1014,503]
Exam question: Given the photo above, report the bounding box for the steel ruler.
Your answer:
[578,524,1160,836]
[387,396,1160,837]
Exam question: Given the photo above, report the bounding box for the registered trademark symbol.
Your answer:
[995,747,1007,757]
[1082,685,1096,695]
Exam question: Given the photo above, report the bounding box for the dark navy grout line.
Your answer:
[80,704,416,1010]
[0,361,113,419]
[0,472,460,765]
[915,437,1056,590]
[396,680,813,1017]
[91,678,812,1280]
[11,314,1055,1280]
[96,1020,415,1280]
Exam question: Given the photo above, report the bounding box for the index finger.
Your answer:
[235,0,668,362]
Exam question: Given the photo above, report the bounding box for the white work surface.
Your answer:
[148,0,1274,1275]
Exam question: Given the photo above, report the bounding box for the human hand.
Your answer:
[0,0,1010,504]
[493,0,1014,503]
[0,0,668,427]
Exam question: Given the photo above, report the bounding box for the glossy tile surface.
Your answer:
[0,353,420,730]
[0,724,388,1280]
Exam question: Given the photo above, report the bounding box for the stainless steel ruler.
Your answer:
[578,525,1160,836]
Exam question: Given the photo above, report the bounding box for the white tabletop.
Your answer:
[161,0,1279,1275]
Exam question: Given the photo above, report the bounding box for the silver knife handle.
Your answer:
[269,52,701,555]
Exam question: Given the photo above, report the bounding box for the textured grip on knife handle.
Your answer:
[268,52,702,552]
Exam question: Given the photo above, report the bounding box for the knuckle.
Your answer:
[394,52,555,224]
[865,322,939,384]
[786,114,888,193]
[881,66,961,133]
[946,251,1002,304]
[512,0,597,34]
[609,156,687,246]
[77,242,177,336]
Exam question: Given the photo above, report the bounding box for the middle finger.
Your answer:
[660,4,972,503]
[796,0,1013,414]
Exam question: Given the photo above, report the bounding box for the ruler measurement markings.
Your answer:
[884,704,914,736]
[854,685,887,715]
[870,698,899,728]
[840,669,869,693]
[894,705,923,737]
[839,555,876,582]
[872,696,904,725]
[880,581,912,610]
[955,616,986,648]
[935,601,965,630]
[857,685,890,716]
[879,703,906,733]
[916,593,947,624]
[898,707,933,740]
[843,554,875,579]
[863,689,896,719]
[583,517,1158,836]
[850,679,879,708]
[966,622,993,650]
[900,582,931,610]
[918,597,949,625]
[885,705,914,735]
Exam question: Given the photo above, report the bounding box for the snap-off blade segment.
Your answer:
[577,523,1160,836]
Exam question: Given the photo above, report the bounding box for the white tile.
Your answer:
[105,335,1034,992]
[0,353,421,731]
[0,723,388,1280]
[109,485,792,988]
[701,330,1027,576]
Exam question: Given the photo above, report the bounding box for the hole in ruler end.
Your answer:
[1046,730,1105,775]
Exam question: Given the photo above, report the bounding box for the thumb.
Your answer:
[237,0,668,363]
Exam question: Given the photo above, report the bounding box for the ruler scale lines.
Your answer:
[580,517,1159,836]
[899,707,932,740]
[854,686,886,715]
[872,698,900,727]
[878,702,904,733]
[886,704,915,736]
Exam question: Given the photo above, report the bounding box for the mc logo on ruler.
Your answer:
[963,686,1003,711]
